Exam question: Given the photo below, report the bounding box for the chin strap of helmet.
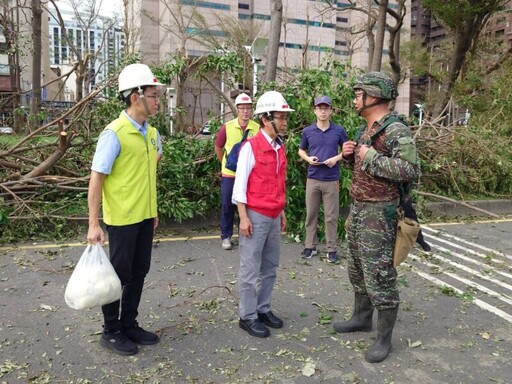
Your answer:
[137,87,152,116]
[267,112,280,136]
[357,92,389,115]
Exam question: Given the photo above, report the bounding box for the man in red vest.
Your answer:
[232,91,294,338]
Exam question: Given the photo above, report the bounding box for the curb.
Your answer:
[425,199,512,218]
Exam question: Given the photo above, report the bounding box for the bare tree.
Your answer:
[46,0,117,101]
[322,0,406,83]
[0,0,22,132]
[371,0,388,71]
[264,0,282,82]
[193,10,262,94]
[29,0,42,131]
[122,0,137,56]
[386,0,406,85]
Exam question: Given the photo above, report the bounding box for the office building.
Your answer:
[126,0,411,124]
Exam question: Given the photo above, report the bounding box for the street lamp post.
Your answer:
[216,47,226,123]
[244,45,260,97]
[167,87,176,135]
[415,103,424,126]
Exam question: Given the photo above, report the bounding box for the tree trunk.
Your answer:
[371,0,388,71]
[432,22,483,118]
[387,0,406,84]
[264,0,283,83]
[365,0,375,69]
[1,0,23,132]
[30,0,42,131]
[423,0,506,119]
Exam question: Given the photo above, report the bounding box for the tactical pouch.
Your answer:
[393,207,420,267]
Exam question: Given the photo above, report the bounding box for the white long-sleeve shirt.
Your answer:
[232,130,282,205]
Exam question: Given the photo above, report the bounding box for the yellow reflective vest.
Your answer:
[102,113,158,225]
[221,118,259,177]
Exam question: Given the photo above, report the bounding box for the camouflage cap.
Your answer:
[353,72,398,100]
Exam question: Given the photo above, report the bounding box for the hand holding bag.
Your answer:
[393,207,420,267]
[65,243,122,309]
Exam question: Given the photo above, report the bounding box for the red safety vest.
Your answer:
[246,131,287,218]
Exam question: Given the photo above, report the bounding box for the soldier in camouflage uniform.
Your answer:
[333,72,420,363]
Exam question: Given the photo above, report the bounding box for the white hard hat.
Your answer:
[254,91,294,114]
[234,93,252,106]
[118,63,164,95]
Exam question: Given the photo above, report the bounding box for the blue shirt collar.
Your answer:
[122,110,147,137]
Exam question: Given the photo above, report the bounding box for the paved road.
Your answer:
[410,219,512,325]
[0,219,511,383]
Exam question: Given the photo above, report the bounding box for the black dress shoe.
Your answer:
[239,319,270,338]
[258,311,283,329]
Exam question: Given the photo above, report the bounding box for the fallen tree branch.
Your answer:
[416,191,501,219]
[22,121,75,179]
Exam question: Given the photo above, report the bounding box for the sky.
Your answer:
[98,0,123,17]
[59,0,123,17]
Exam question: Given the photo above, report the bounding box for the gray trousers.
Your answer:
[305,178,339,252]
[238,209,281,320]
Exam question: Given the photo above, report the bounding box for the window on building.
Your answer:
[76,29,82,55]
[53,27,59,47]
[89,31,95,51]
[67,29,73,46]
[180,0,230,10]
[238,3,249,9]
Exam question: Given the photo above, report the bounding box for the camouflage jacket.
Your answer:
[344,112,420,202]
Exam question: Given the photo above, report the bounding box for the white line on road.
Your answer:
[409,254,512,306]
[408,266,512,324]
[422,226,512,261]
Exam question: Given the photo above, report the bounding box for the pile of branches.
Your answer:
[2,97,510,227]
[0,88,109,221]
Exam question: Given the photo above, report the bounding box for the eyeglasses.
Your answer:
[144,94,159,100]
[315,106,332,111]
[273,115,288,121]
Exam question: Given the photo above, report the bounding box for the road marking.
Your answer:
[0,234,222,252]
[422,226,512,261]
[410,224,512,324]
[409,254,512,306]
[423,243,512,283]
[409,266,512,324]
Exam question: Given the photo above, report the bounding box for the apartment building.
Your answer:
[47,2,125,100]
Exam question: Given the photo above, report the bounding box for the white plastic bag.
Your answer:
[65,243,122,310]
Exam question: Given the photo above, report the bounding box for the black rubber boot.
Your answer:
[417,237,432,252]
[333,293,373,333]
[365,306,399,363]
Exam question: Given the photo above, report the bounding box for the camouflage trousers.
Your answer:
[345,199,400,310]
